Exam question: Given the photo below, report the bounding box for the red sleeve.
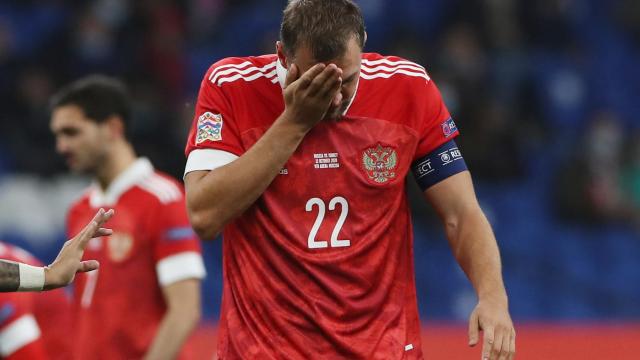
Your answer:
[0,294,46,359]
[152,196,202,262]
[185,59,246,158]
[151,192,206,287]
[413,78,459,161]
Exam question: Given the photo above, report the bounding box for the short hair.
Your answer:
[280,0,366,61]
[50,75,132,138]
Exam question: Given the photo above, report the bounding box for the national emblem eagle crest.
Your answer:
[362,144,398,184]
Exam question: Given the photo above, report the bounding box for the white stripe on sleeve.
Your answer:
[0,314,41,356]
[184,149,239,178]
[156,252,206,287]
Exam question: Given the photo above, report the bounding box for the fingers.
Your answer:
[77,208,115,249]
[491,330,504,360]
[297,63,326,90]
[468,310,480,346]
[77,260,100,273]
[94,228,113,238]
[481,326,494,360]
[499,330,510,360]
[307,64,341,96]
[508,330,516,360]
[284,63,299,88]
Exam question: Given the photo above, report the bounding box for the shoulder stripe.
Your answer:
[361,58,425,70]
[360,68,430,81]
[216,69,277,86]
[139,175,182,204]
[208,61,254,81]
[210,62,276,85]
[361,63,426,74]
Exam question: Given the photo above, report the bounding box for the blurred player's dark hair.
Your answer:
[280,0,366,61]
[50,75,132,139]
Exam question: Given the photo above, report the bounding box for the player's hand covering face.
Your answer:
[283,36,362,122]
[44,208,114,290]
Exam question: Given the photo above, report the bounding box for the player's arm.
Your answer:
[0,209,113,292]
[143,279,201,360]
[423,170,515,360]
[186,63,343,240]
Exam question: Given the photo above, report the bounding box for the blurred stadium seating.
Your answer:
[1,0,639,358]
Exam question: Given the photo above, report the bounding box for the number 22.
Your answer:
[305,196,350,249]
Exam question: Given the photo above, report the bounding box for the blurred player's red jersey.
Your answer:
[0,242,72,360]
[66,159,205,359]
[185,53,458,359]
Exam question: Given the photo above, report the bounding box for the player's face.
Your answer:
[50,105,109,174]
[292,36,362,120]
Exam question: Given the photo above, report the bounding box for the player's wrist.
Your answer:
[277,109,315,135]
[478,290,509,307]
[17,263,45,291]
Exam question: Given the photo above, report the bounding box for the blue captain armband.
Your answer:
[412,139,468,190]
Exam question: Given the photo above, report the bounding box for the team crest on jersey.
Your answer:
[362,144,398,184]
[196,112,223,144]
[107,232,134,262]
[441,117,457,138]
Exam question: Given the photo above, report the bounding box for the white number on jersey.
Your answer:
[305,196,350,249]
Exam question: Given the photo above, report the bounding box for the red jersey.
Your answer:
[0,242,71,360]
[185,53,458,359]
[66,158,206,359]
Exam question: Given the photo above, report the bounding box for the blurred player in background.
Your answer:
[49,76,206,360]
[184,0,514,359]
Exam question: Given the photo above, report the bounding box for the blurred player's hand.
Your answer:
[282,63,343,128]
[43,208,114,290]
[468,298,516,360]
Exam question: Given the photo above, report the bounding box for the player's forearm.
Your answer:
[0,260,20,292]
[187,110,309,239]
[144,307,200,360]
[446,205,508,303]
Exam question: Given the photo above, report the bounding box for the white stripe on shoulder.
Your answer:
[361,63,427,74]
[210,62,276,85]
[0,314,41,356]
[139,175,182,204]
[360,68,430,81]
[361,58,426,70]
[208,61,253,81]
[216,69,277,86]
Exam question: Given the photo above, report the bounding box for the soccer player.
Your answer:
[0,208,113,293]
[49,76,206,360]
[185,0,515,359]
[0,240,77,359]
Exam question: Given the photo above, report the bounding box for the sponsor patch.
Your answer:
[362,144,398,184]
[441,117,457,138]
[196,112,223,144]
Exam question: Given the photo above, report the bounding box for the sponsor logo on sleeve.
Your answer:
[415,159,434,179]
[196,112,223,144]
[439,147,463,166]
[441,117,457,138]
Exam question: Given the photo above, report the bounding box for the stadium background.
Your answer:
[0,0,639,358]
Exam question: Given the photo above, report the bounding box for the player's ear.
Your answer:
[363,31,368,48]
[104,115,126,140]
[276,41,288,69]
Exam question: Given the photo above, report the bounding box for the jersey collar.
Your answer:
[276,58,359,117]
[89,158,153,207]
